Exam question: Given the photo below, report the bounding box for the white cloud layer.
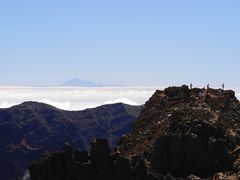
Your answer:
[0,87,158,110]
[0,87,239,111]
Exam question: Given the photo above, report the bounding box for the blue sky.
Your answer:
[0,0,239,86]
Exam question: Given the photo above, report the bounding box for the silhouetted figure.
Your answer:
[190,83,193,89]
[206,84,210,95]
[222,83,224,90]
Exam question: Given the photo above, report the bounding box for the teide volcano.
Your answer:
[30,85,240,179]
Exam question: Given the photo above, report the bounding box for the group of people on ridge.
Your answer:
[188,83,225,109]
[189,83,225,90]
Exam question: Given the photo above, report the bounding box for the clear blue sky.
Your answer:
[0,0,239,86]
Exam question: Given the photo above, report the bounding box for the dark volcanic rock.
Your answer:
[89,138,113,180]
[149,134,230,178]
[30,139,112,180]
[29,86,240,180]
[0,102,142,180]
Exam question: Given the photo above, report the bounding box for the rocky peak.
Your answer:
[118,85,240,158]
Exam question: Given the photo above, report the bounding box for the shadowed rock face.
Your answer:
[149,134,230,177]
[0,102,142,180]
[29,85,240,179]
[30,139,151,180]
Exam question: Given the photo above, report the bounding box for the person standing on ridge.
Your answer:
[207,84,210,90]
[206,84,210,95]
[190,83,193,89]
[222,83,224,90]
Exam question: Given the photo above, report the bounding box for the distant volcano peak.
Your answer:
[61,78,106,87]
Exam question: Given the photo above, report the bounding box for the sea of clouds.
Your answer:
[0,87,159,110]
[0,86,239,111]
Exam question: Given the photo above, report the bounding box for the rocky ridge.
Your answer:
[0,102,141,180]
[29,85,240,179]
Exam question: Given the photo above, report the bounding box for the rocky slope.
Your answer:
[30,85,240,179]
[0,102,142,180]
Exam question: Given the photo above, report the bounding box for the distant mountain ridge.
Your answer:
[61,78,106,87]
[0,101,142,180]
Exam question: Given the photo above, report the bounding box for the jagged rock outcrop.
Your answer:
[29,85,240,179]
[30,139,111,180]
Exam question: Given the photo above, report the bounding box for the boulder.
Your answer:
[164,85,190,101]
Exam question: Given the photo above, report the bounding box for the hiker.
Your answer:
[222,83,224,90]
[190,83,193,89]
[207,84,210,90]
[206,84,210,95]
